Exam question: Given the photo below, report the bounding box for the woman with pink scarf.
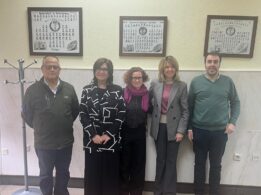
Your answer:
[120,67,149,195]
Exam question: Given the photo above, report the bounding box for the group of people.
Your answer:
[22,53,240,195]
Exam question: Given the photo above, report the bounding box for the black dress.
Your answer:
[79,84,126,195]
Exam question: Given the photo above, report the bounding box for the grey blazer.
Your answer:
[149,79,189,141]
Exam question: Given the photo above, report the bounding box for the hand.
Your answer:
[176,133,184,142]
[187,130,193,142]
[225,123,236,134]
[101,134,111,144]
[92,135,103,144]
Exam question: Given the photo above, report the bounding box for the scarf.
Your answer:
[124,84,149,112]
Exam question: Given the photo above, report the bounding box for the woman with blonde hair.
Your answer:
[149,56,189,195]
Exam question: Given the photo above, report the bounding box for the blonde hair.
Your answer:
[158,56,180,82]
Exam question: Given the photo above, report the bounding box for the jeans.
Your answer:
[35,145,72,195]
[193,128,227,195]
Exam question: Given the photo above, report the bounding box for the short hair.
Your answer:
[204,52,222,64]
[42,55,60,67]
[158,56,180,82]
[123,67,149,85]
[92,58,113,85]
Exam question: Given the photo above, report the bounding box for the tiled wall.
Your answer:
[1,68,260,186]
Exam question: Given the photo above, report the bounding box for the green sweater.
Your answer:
[188,74,240,131]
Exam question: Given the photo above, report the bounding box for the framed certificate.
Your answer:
[28,7,83,56]
[119,16,167,57]
[204,15,258,58]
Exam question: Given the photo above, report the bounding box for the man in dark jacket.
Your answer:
[23,56,79,195]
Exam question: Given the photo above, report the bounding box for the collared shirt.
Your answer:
[44,79,60,94]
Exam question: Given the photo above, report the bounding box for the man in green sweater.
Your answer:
[188,53,240,195]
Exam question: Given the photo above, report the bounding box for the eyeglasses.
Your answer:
[96,68,108,72]
[131,77,143,81]
[206,60,219,64]
[43,65,60,70]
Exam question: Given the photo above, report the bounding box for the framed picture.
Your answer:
[119,16,167,57]
[204,15,258,58]
[27,7,83,56]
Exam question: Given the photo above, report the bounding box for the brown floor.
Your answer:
[0,185,193,195]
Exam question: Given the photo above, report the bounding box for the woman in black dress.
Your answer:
[80,58,126,195]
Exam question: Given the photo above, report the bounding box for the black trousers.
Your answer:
[120,135,146,195]
[193,128,228,195]
[84,151,120,195]
[35,145,72,195]
[154,123,180,195]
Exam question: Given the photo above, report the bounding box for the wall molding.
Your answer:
[1,175,261,195]
[2,66,261,72]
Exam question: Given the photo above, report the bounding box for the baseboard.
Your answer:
[1,175,261,195]
[0,175,83,188]
[144,182,261,195]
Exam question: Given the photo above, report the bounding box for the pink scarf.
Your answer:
[124,84,149,112]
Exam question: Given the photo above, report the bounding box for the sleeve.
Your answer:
[177,83,189,134]
[22,87,34,128]
[106,87,126,136]
[148,81,155,114]
[71,87,80,121]
[188,80,195,130]
[229,80,240,125]
[79,88,96,140]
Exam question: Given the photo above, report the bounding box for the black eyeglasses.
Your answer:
[131,77,143,81]
[96,68,108,72]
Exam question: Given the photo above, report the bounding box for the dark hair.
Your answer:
[204,53,222,64]
[123,67,149,85]
[92,58,113,85]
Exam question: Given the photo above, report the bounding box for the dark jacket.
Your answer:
[122,95,148,140]
[79,83,126,153]
[23,77,79,149]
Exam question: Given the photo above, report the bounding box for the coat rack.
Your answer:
[4,58,42,195]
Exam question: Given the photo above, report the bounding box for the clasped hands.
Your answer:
[92,134,111,145]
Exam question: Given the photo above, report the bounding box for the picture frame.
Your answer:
[204,15,258,58]
[119,16,167,57]
[27,7,83,56]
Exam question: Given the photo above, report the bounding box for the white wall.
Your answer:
[1,68,261,186]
